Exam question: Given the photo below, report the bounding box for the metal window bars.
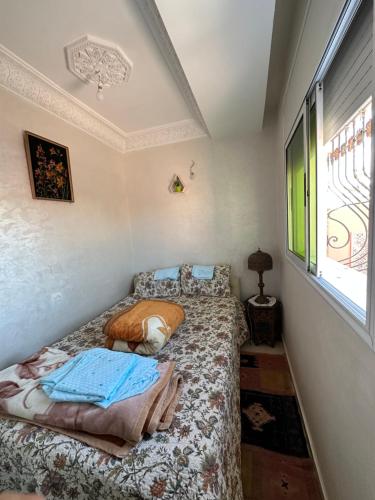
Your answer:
[326,99,372,274]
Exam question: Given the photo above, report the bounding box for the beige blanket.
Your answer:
[0,347,182,457]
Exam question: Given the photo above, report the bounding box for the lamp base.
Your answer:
[254,294,270,305]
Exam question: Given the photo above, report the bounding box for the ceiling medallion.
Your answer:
[65,35,133,101]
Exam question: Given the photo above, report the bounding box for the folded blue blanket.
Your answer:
[192,265,214,280]
[154,266,180,280]
[40,348,159,409]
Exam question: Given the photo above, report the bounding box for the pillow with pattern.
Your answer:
[181,264,231,297]
[134,271,181,298]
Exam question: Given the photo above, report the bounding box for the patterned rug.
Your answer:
[241,391,309,457]
[240,350,323,500]
[240,353,295,396]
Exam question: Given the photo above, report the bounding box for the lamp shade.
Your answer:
[248,249,273,272]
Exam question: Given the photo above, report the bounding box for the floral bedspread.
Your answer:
[0,294,249,500]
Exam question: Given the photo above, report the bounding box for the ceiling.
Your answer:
[0,0,277,150]
[263,0,309,124]
[155,0,275,138]
[0,0,193,133]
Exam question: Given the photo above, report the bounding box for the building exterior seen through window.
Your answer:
[320,99,372,311]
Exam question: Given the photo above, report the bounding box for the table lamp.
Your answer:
[248,248,273,304]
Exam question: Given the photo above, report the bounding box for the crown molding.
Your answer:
[125,119,206,152]
[0,43,129,153]
[137,0,210,137]
[0,44,207,154]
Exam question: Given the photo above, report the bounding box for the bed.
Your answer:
[0,293,249,499]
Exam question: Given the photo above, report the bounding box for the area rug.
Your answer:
[240,353,295,396]
[240,350,323,500]
[241,390,309,457]
[241,444,322,500]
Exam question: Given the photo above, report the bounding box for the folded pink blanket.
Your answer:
[0,347,182,456]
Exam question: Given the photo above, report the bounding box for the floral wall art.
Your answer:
[24,131,74,202]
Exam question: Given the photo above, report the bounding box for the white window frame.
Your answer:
[284,0,375,350]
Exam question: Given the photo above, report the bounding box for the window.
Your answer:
[319,98,371,312]
[286,117,306,261]
[286,0,374,332]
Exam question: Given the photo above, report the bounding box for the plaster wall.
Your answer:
[125,131,280,300]
[0,88,134,368]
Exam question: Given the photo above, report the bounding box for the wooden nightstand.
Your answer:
[245,296,282,347]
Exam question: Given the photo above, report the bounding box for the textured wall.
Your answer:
[277,1,375,499]
[125,133,280,300]
[0,88,134,369]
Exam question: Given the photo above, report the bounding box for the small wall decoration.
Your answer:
[190,160,196,179]
[169,174,185,193]
[24,131,74,202]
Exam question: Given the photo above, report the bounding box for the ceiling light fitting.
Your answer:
[96,80,104,101]
[65,35,133,102]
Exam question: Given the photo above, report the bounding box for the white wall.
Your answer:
[0,85,281,371]
[0,88,134,369]
[277,1,375,499]
[125,132,280,300]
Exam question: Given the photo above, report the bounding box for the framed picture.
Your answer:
[24,131,74,202]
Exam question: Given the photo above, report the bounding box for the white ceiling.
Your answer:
[156,0,276,138]
[0,0,192,133]
[0,0,276,147]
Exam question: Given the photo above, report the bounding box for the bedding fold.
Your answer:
[154,266,180,280]
[0,347,182,456]
[40,347,159,408]
[192,264,214,279]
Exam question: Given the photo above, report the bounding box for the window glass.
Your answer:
[287,118,305,260]
[316,0,372,314]
[309,103,317,270]
[318,99,371,311]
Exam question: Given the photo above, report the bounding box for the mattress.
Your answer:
[0,294,249,499]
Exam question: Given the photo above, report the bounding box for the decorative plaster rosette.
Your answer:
[65,35,133,88]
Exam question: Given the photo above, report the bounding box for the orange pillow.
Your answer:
[104,300,185,355]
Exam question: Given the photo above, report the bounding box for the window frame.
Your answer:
[284,0,375,349]
[285,106,309,271]
[307,91,318,275]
